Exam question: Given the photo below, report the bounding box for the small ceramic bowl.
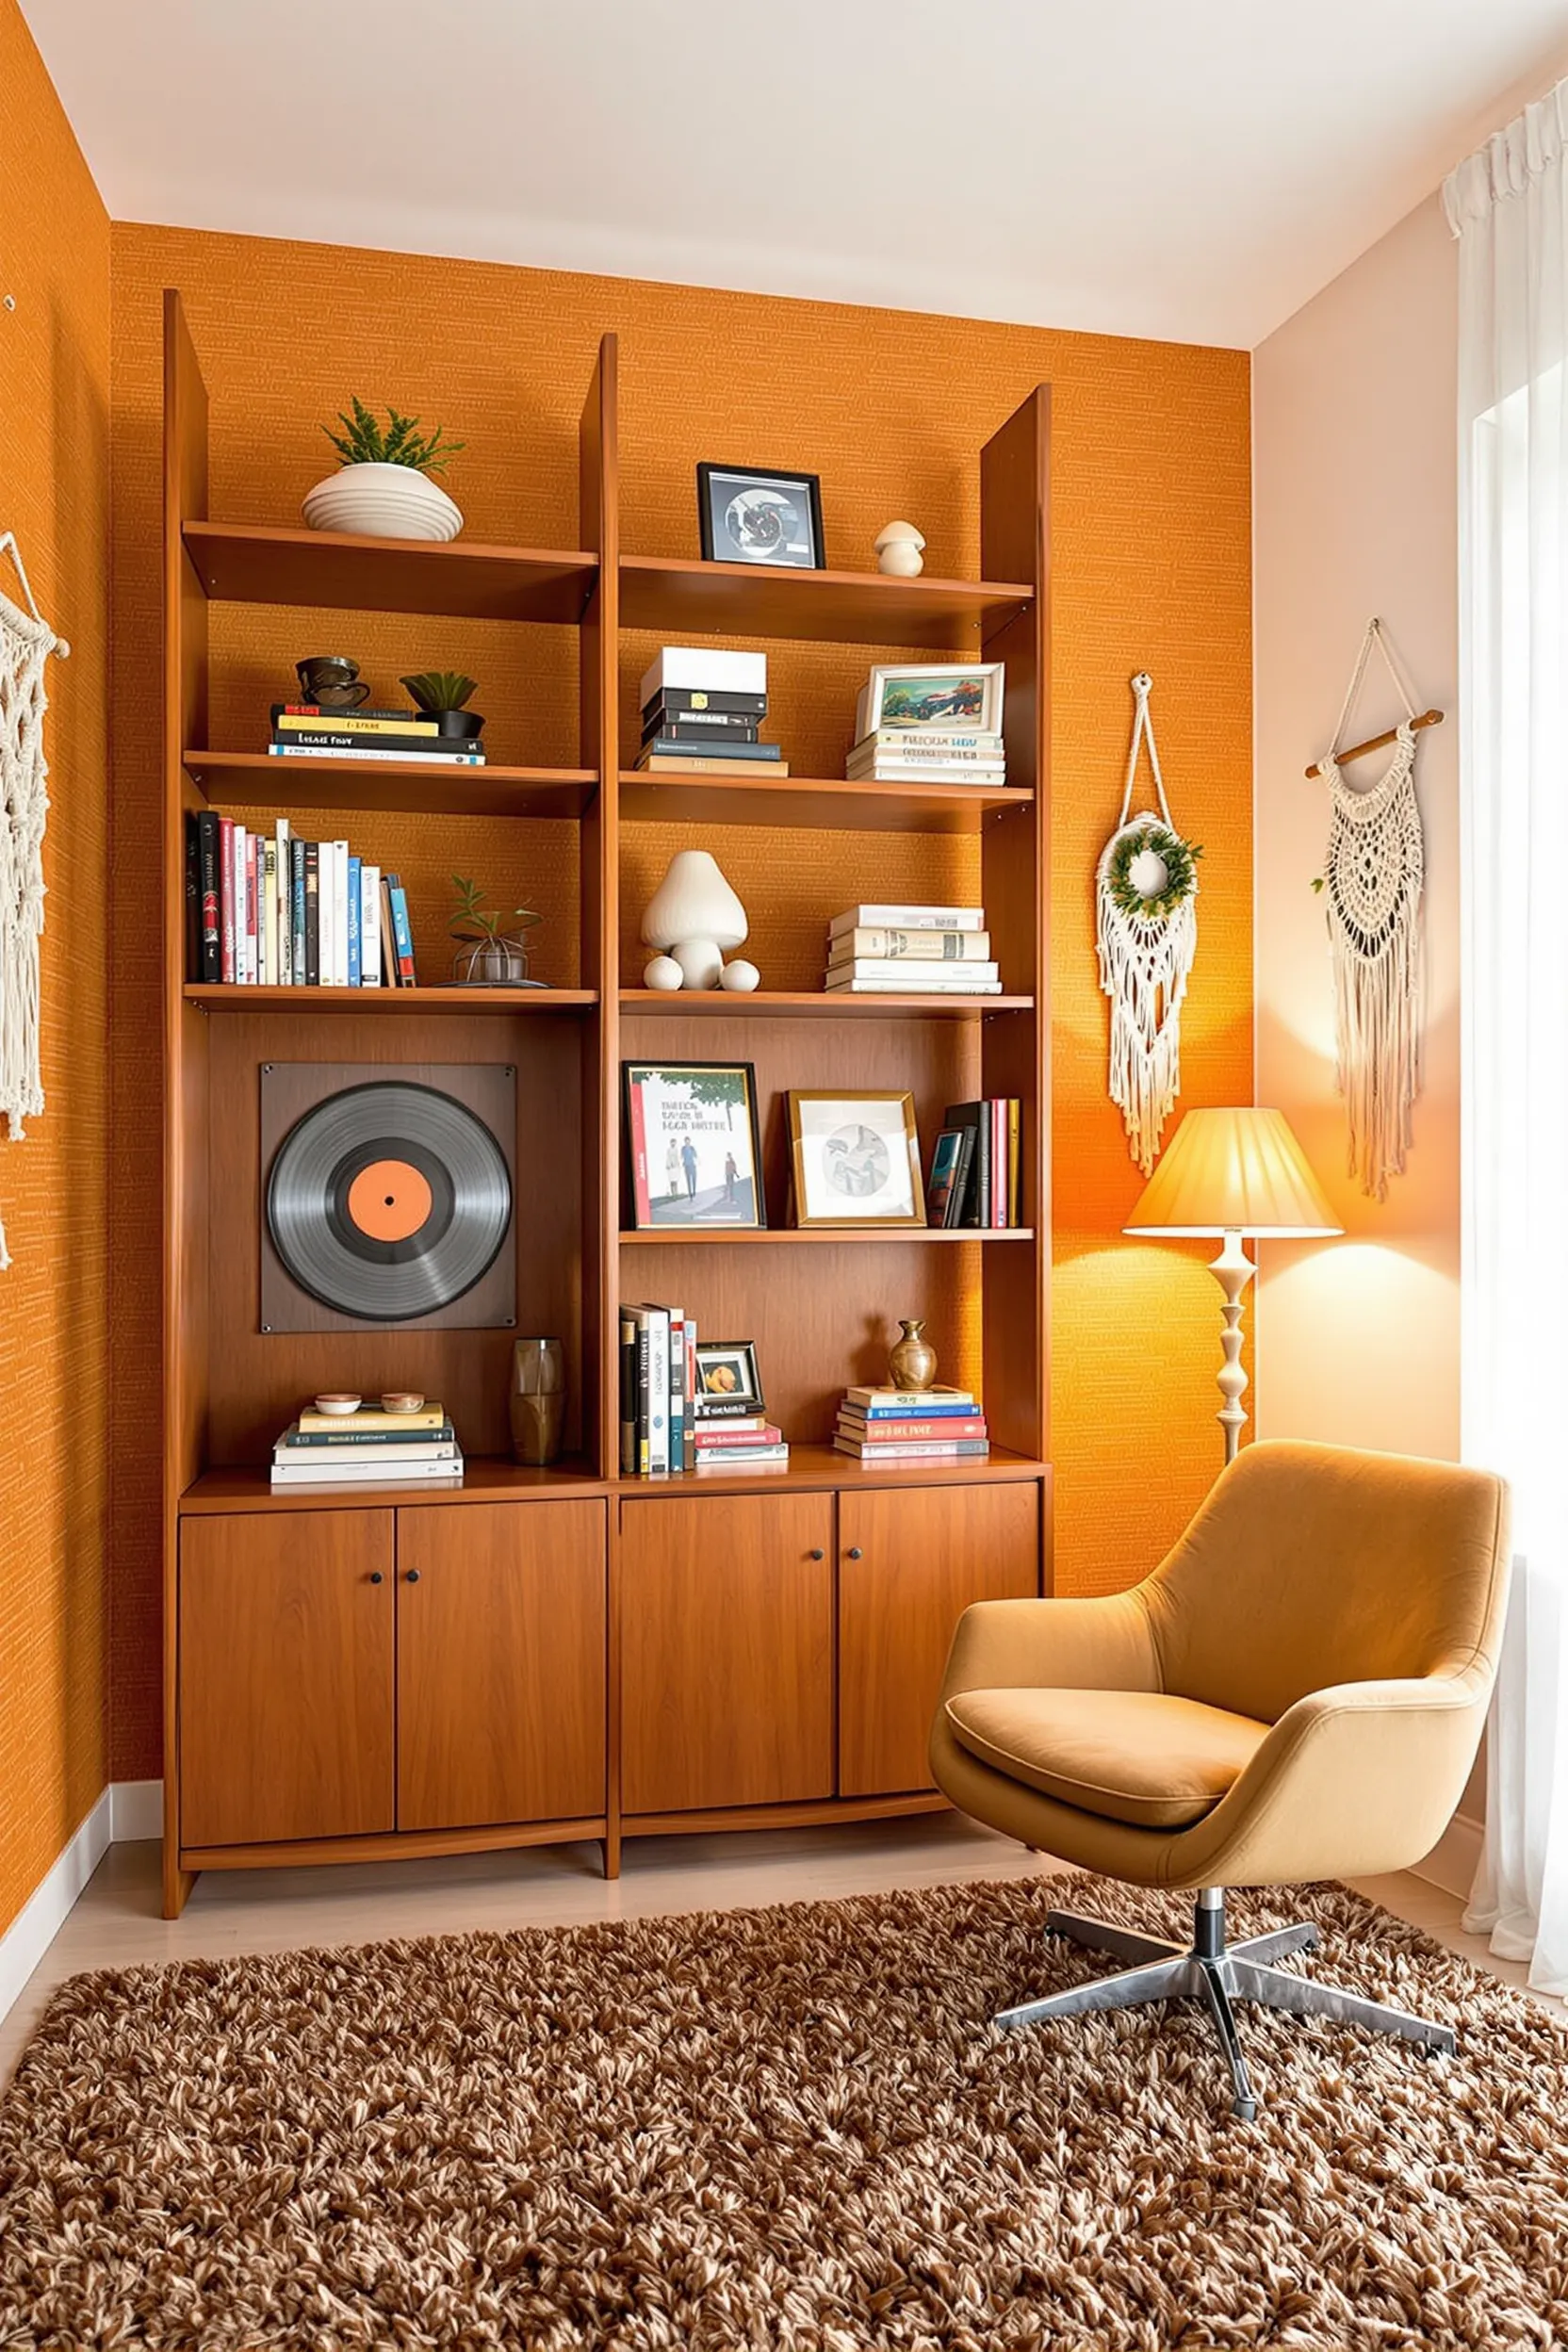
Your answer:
[381,1392,425,1415]
[313,1393,362,1416]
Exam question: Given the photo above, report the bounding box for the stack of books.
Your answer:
[269,704,486,769]
[619,1301,788,1474]
[825,903,1001,997]
[847,678,1004,788]
[270,1402,463,1489]
[692,1398,788,1475]
[934,1097,1022,1228]
[186,814,417,987]
[834,1383,988,1466]
[633,647,786,778]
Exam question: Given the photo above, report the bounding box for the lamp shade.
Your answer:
[640,850,748,952]
[1123,1108,1341,1238]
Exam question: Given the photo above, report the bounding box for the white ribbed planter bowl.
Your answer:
[302,464,464,543]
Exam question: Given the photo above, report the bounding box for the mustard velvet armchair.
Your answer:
[931,1441,1511,2118]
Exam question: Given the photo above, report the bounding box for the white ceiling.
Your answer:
[21,0,1568,348]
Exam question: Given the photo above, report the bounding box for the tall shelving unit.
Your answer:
[161,299,1053,1917]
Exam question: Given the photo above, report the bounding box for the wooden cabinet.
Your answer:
[620,1494,835,1813]
[838,1480,1040,1797]
[397,1500,606,1832]
[179,1510,395,1848]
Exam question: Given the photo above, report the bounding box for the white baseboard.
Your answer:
[109,1779,164,1841]
[0,1788,113,2024]
[1412,1808,1484,1902]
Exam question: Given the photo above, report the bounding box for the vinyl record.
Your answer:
[265,1080,512,1323]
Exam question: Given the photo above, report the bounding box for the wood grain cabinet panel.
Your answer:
[179,1510,395,1847]
[839,1481,1040,1798]
[620,1494,835,1813]
[397,1500,607,1833]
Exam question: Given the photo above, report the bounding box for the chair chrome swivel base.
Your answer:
[996,1887,1456,2120]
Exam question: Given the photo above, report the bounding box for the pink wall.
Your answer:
[1252,193,1462,1462]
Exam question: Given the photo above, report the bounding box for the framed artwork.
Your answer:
[694,1340,764,1414]
[788,1089,925,1229]
[925,1125,972,1228]
[623,1060,766,1231]
[697,464,825,569]
[860,662,1004,735]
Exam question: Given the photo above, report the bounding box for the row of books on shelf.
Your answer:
[185,812,417,988]
[930,1098,1022,1229]
[618,1303,787,1476]
[833,1384,988,1464]
[270,704,486,767]
[270,1400,463,1489]
[825,903,1002,997]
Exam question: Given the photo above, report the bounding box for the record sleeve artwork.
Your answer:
[260,1065,516,1331]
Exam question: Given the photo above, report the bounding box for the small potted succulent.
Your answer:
[449,874,543,988]
[400,670,484,743]
[302,398,466,543]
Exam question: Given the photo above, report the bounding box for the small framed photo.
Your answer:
[694,1340,764,1414]
[624,1060,767,1231]
[925,1126,972,1227]
[859,662,1004,736]
[698,464,825,569]
[788,1090,925,1229]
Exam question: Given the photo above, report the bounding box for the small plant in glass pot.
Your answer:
[401,671,484,743]
[449,875,543,988]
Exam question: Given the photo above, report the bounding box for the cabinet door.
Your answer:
[398,1500,607,1833]
[839,1480,1040,1797]
[620,1494,835,1814]
[179,1510,395,1847]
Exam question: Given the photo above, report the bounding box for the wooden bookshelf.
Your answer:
[161,295,1052,1917]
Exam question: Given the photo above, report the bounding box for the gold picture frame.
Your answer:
[787,1089,926,1228]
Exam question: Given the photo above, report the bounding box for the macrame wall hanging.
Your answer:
[1308,618,1437,1204]
[1096,671,1202,1176]
[0,531,70,1268]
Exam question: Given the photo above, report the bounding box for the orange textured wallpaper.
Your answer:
[108,224,1251,1774]
[0,0,112,1935]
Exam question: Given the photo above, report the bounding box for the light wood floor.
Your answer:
[0,1817,1553,2085]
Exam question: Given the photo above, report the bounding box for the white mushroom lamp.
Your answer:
[641,849,758,992]
[874,521,925,578]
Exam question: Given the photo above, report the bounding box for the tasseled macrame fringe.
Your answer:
[1331,917,1422,1202]
[1096,817,1198,1178]
[0,585,57,1268]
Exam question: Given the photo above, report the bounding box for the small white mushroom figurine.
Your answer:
[640,849,758,991]
[874,521,925,578]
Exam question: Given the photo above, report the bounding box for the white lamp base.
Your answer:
[1210,1230,1255,1467]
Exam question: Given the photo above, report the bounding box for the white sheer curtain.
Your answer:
[1446,81,1568,1998]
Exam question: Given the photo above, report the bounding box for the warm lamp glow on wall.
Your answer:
[1124,1108,1341,1464]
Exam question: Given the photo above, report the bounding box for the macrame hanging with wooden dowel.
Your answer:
[0,531,70,1268]
[1096,671,1202,1175]
[1307,618,1441,1204]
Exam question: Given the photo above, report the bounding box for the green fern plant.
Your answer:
[324,398,465,474]
[401,671,479,713]
[449,875,542,942]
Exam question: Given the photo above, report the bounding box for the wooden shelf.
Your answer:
[184,985,597,1015]
[619,554,1032,649]
[186,750,598,821]
[180,1455,607,1514]
[184,520,597,623]
[618,770,1030,834]
[617,1444,1048,1500]
[620,1226,1034,1245]
[620,988,1033,1021]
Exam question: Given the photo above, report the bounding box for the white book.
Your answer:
[828,958,999,984]
[318,841,336,988]
[333,840,351,985]
[275,821,292,986]
[825,976,1004,994]
[829,905,983,936]
[267,743,487,765]
[694,1446,790,1471]
[641,645,767,702]
[261,841,277,985]
[846,760,1006,783]
[636,1305,670,1475]
[237,826,253,982]
[270,1451,465,1485]
[361,862,383,986]
[852,729,1004,753]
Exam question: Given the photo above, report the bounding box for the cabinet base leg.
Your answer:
[601,1830,622,1881]
[163,1860,196,1919]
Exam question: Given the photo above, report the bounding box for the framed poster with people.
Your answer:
[623,1061,766,1231]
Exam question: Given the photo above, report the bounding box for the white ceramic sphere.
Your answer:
[643,954,684,991]
[877,540,925,577]
[1128,847,1171,899]
[671,937,724,990]
[720,958,760,992]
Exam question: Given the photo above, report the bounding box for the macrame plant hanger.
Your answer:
[1310,617,1430,1204]
[0,529,69,1269]
[1096,671,1200,1176]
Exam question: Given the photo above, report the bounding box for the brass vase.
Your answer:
[510,1336,565,1464]
[888,1317,937,1392]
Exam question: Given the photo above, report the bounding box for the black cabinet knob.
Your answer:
[405,1569,420,1583]
[809,1547,825,1560]
[369,1571,384,1585]
[847,1546,863,1560]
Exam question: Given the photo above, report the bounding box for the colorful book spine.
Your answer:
[197,809,220,981]
[384,874,416,986]
[303,842,320,987]
[347,855,362,986]
[838,1416,988,1443]
[290,838,306,985]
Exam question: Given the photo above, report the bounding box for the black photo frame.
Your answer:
[697,464,825,569]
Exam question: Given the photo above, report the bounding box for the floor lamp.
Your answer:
[1123,1107,1341,1465]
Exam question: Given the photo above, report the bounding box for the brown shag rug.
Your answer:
[1,1875,1566,2349]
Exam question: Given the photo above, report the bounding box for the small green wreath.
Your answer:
[1105,823,1202,922]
